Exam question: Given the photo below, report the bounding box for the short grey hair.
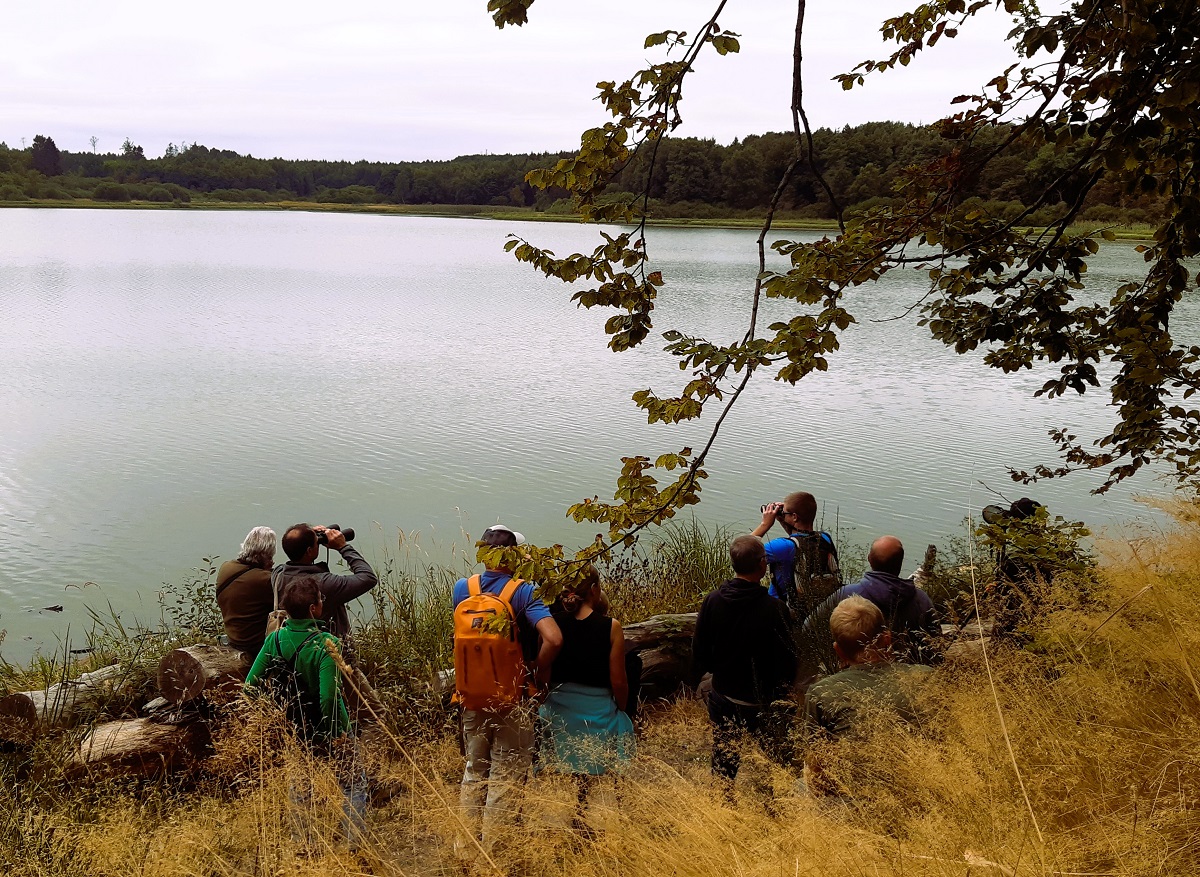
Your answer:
[236,526,277,568]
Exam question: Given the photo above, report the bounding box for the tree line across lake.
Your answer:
[1,123,1163,225]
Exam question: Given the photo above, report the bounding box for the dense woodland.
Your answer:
[0,123,1163,224]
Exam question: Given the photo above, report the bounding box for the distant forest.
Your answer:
[0,123,1163,225]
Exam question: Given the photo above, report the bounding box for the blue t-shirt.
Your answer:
[452,570,552,630]
[764,531,837,599]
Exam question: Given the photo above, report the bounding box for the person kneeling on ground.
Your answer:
[805,536,941,667]
[244,575,368,847]
[804,595,933,796]
[693,535,798,794]
[538,564,635,835]
[216,525,277,660]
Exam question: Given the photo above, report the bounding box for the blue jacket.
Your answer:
[806,570,941,664]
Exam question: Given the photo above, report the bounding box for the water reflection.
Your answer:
[0,209,1193,658]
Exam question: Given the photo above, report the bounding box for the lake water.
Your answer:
[1,208,1193,661]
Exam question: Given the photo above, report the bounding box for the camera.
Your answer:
[316,524,356,545]
[761,502,782,515]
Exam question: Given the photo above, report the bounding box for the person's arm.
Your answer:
[533,616,563,688]
[692,596,713,678]
[608,617,630,712]
[317,537,378,603]
[752,502,782,538]
[243,632,276,691]
[773,604,798,693]
[918,594,944,663]
[317,635,348,739]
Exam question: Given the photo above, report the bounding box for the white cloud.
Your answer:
[3,0,1036,160]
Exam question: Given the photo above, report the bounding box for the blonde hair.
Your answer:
[829,595,885,658]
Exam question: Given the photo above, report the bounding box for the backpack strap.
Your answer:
[216,563,255,599]
[467,574,482,597]
[497,577,523,610]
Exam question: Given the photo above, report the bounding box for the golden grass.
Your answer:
[4,511,1200,876]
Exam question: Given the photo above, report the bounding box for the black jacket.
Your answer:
[693,578,797,705]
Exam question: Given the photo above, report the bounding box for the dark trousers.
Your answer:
[706,690,794,782]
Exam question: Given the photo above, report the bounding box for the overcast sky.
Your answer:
[3,1,1035,162]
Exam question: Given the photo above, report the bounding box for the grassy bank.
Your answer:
[0,197,1160,239]
[2,514,1197,876]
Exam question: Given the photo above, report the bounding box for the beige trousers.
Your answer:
[455,704,535,859]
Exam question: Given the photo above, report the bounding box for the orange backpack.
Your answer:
[453,574,526,710]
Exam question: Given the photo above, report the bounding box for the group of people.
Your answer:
[218,490,944,855]
[696,492,939,798]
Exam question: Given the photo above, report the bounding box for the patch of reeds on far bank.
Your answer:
[2,512,1199,876]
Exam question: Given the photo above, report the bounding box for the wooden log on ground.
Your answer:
[158,643,250,704]
[69,716,211,778]
[621,613,697,702]
[0,663,124,744]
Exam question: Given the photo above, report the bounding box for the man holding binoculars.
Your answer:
[275,523,378,644]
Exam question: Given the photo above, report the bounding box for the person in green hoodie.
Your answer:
[244,574,366,845]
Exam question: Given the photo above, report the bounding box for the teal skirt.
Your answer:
[538,682,635,776]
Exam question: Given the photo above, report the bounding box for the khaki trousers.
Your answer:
[455,704,535,859]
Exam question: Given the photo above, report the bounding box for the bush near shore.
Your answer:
[1,512,1197,876]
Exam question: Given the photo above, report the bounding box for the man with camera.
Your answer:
[752,491,839,621]
[275,523,378,643]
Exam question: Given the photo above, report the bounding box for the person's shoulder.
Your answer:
[763,536,794,559]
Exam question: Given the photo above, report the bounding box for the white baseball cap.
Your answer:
[480,524,526,546]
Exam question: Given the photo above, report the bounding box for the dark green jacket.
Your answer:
[244,618,350,741]
[804,662,932,740]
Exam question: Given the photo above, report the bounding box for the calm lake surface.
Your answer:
[1,208,1194,660]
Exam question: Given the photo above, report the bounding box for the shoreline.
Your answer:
[0,198,1159,239]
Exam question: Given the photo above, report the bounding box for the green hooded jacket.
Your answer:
[244,618,350,741]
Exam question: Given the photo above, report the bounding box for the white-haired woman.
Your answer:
[216,526,277,659]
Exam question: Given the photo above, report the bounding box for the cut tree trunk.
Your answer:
[158,644,250,704]
[622,613,698,702]
[69,716,211,778]
[0,663,124,744]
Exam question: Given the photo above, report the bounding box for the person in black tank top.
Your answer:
[552,608,618,692]
[538,565,635,835]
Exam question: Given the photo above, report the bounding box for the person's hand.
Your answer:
[761,502,783,529]
[325,529,347,551]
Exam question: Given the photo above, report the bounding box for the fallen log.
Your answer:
[0,663,124,744]
[70,716,211,778]
[621,613,698,701]
[158,644,249,705]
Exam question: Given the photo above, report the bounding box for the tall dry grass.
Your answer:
[3,511,1199,876]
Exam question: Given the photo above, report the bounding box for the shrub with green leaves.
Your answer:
[92,182,130,202]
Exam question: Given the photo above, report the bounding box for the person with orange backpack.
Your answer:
[451,524,563,863]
